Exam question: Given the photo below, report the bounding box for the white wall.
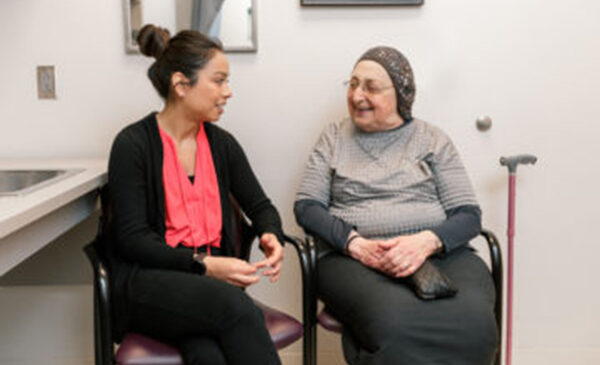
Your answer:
[142,0,176,33]
[1,0,599,364]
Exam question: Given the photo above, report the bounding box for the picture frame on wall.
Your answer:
[301,0,423,5]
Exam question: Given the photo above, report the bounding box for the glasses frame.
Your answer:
[344,79,395,96]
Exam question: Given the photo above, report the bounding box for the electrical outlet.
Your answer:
[37,65,56,99]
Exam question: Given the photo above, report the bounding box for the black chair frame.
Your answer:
[84,186,314,365]
[303,228,504,365]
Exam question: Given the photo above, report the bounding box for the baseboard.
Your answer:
[514,348,600,365]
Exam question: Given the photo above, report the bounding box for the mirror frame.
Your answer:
[123,0,258,54]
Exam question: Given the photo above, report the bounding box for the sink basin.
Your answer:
[0,169,84,196]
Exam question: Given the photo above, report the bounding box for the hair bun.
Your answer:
[137,24,171,59]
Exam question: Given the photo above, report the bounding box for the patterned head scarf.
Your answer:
[357,46,416,121]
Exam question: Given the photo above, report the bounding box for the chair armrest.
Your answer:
[479,228,503,336]
[282,234,316,365]
[282,234,313,325]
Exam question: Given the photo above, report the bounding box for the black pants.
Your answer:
[318,247,498,365]
[127,268,281,365]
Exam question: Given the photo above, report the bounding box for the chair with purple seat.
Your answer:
[304,229,504,365]
[84,186,312,365]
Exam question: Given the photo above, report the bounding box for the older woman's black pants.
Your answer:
[126,268,281,365]
[318,247,498,365]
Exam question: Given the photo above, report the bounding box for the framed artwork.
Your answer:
[301,0,422,5]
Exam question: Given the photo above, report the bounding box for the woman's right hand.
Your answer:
[203,256,261,288]
[347,235,388,269]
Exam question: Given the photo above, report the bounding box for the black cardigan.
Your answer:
[106,113,283,337]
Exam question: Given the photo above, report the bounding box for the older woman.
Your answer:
[295,46,497,364]
[107,25,283,365]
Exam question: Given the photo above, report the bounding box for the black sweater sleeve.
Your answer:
[108,129,194,271]
[429,204,482,253]
[225,133,284,244]
[294,198,354,252]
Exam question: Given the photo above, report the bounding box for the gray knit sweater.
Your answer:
[295,118,480,254]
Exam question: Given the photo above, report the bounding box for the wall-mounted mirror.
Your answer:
[124,0,257,53]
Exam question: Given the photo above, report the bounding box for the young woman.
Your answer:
[107,25,283,365]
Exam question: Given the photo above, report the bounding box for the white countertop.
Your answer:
[0,159,107,239]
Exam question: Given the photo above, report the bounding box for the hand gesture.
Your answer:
[204,256,260,288]
[253,233,284,283]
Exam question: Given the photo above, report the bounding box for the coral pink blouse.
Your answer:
[159,123,222,253]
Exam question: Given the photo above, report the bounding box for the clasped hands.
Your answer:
[204,233,283,287]
[347,230,442,278]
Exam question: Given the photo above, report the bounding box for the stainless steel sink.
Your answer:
[0,169,84,196]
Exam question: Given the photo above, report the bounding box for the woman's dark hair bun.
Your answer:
[137,24,171,59]
[140,26,223,99]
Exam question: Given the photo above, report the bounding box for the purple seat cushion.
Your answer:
[254,300,304,349]
[114,302,302,364]
[115,333,183,365]
[318,308,343,333]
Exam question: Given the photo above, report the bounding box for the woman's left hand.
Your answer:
[254,233,284,283]
[377,231,441,278]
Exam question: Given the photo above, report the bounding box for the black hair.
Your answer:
[137,24,224,99]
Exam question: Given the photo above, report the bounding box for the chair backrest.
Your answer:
[84,243,114,365]
[228,195,255,261]
[83,185,115,365]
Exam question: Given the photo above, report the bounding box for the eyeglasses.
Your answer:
[343,79,394,96]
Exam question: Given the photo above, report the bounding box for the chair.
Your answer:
[84,186,313,365]
[304,229,504,365]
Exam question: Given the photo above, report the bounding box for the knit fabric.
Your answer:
[296,118,478,242]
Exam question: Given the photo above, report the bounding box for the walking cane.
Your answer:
[499,154,537,365]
